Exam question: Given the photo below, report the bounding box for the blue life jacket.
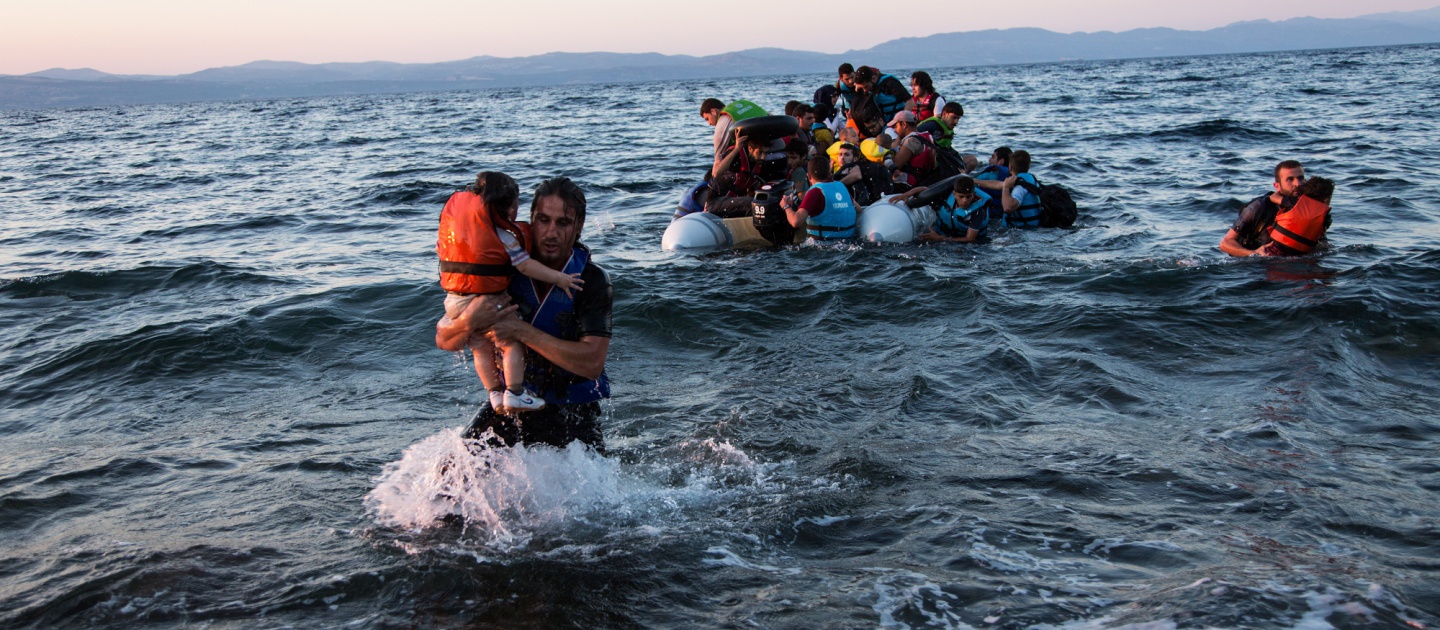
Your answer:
[872,74,907,122]
[974,164,1009,181]
[1005,173,1043,229]
[935,189,991,238]
[674,181,708,219]
[511,246,611,405]
[805,181,857,240]
[975,165,1009,219]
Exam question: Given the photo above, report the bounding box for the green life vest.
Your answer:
[919,116,954,148]
[722,100,767,122]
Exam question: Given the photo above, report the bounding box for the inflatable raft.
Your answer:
[662,175,963,252]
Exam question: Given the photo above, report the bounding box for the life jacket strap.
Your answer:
[1272,224,1318,249]
[440,261,511,277]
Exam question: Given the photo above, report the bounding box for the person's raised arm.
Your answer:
[1001,175,1021,213]
[711,135,746,179]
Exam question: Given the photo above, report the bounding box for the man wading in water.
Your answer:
[436,177,613,452]
[1219,160,1329,257]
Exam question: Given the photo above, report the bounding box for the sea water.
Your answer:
[2,43,1439,627]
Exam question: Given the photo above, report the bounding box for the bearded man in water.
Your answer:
[436,177,612,452]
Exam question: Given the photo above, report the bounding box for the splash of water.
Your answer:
[365,429,789,553]
[364,427,629,548]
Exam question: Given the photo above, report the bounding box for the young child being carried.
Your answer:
[1261,176,1334,257]
[437,172,583,413]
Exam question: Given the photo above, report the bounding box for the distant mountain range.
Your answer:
[4,7,1439,110]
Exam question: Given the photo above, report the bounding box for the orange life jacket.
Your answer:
[436,190,531,294]
[1268,195,1330,254]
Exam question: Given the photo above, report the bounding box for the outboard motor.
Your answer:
[751,180,795,247]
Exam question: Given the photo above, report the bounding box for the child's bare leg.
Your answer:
[471,337,503,393]
[500,340,527,393]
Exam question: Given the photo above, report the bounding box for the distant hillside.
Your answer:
[4,8,1439,110]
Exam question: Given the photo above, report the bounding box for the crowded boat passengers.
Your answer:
[688,63,1332,254]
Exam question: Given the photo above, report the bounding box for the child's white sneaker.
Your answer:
[503,388,546,411]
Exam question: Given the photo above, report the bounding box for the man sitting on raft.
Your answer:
[706,134,771,217]
[780,155,857,241]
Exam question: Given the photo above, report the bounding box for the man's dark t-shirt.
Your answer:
[1232,194,1286,250]
[464,254,612,451]
[1231,193,1330,251]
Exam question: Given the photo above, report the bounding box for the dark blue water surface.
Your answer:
[3,44,1440,628]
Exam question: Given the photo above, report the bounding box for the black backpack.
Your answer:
[905,133,964,187]
[1013,177,1078,228]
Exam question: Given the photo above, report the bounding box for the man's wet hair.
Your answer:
[838,63,854,75]
[1274,159,1303,182]
[532,176,587,225]
[941,102,964,117]
[807,155,832,181]
[1009,150,1032,174]
[784,100,802,117]
[993,146,1012,163]
[1296,176,1334,203]
[793,103,814,117]
[853,66,877,85]
[700,98,724,115]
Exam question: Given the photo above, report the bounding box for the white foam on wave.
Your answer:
[364,429,784,552]
[364,427,628,548]
[868,569,971,630]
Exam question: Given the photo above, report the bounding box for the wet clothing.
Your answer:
[800,181,857,240]
[975,165,1010,219]
[463,246,612,451]
[1265,195,1331,255]
[464,401,605,454]
[1231,193,1325,251]
[894,132,937,187]
[934,190,991,239]
[1004,173,1043,229]
[837,160,891,207]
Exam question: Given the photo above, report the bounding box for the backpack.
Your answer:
[1013,177,1078,228]
[906,133,964,187]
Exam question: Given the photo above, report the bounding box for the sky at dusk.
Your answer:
[4,0,1439,75]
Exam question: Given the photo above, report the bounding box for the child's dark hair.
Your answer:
[1296,176,1334,203]
[472,171,524,249]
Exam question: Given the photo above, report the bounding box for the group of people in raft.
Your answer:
[689,63,1335,253]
